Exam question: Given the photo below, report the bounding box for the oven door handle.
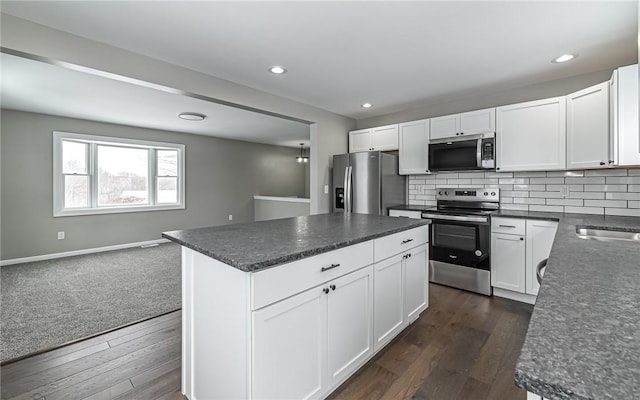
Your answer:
[421,213,488,223]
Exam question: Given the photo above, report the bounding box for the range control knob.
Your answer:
[475,250,482,257]
[491,192,496,196]
[444,191,449,196]
[483,191,489,196]
[438,191,443,195]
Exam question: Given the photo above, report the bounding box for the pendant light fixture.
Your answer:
[296,143,309,163]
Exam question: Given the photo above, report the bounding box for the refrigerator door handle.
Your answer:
[346,166,353,212]
[342,166,349,212]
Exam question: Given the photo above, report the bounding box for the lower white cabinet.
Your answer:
[373,255,404,350]
[491,232,526,293]
[491,218,558,303]
[404,243,429,321]
[326,267,373,387]
[525,220,558,296]
[373,242,429,351]
[253,266,373,399]
[252,286,325,400]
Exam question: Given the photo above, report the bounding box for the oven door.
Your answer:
[429,219,490,271]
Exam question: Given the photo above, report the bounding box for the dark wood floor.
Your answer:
[0,284,533,400]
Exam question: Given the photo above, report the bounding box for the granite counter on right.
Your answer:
[495,210,640,400]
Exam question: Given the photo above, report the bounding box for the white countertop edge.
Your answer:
[253,195,311,203]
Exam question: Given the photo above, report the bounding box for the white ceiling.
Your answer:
[0,52,310,148]
[1,1,637,120]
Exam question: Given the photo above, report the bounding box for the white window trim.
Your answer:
[53,131,185,217]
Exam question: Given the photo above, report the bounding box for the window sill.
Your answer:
[53,204,185,217]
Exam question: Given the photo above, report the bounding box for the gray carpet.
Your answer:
[0,242,181,362]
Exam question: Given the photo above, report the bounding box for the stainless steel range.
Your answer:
[422,188,499,296]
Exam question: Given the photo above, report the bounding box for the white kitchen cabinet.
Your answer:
[460,108,496,135]
[430,108,495,140]
[252,286,325,400]
[373,226,429,351]
[254,264,373,399]
[525,220,558,296]
[399,119,430,175]
[349,128,372,153]
[566,81,610,169]
[327,266,373,387]
[610,64,640,167]
[430,114,460,139]
[373,255,404,351]
[491,218,558,304]
[404,243,429,322]
[388,209,422,219]
[348,124,399,152]
[496,97,566,172]
[491,232,526,293]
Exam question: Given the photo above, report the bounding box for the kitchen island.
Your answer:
[163,213,430,400]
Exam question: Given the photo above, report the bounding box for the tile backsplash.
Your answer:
[408,168,640,217]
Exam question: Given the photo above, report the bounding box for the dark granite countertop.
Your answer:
[514,213,640,400]
[389,204,640,399]
[162,213,429,272]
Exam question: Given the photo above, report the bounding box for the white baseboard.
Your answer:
[493,287,537,305]
[0,238,171,266]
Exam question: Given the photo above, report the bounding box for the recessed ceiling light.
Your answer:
[552,54,577,63]
[361,103,373,108]
[269,65,287,74]
[178,112,206,121]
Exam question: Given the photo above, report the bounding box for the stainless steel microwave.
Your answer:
[428,133,495,172]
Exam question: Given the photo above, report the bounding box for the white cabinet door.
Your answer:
[404,243,429,322]
[496,97,566,172]
[252,287,326,400]
[327,266,373,388]
[399,119,430,175]
[460,108,496,135]
[491,233,526,293]
[430,114,460,139]
[611,64,640,166]
[373,255,404,351]
[525,220,558,296]
[371,125,399,151]
[567,82,610,169]
[349,128,372,152]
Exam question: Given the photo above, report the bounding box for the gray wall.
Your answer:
[1,109,306,260]
[0,14,356,216]
[357,68,618,129]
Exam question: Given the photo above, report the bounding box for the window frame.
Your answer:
[53,131,185,217]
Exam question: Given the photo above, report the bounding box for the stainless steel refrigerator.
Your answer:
[332,151,406,215]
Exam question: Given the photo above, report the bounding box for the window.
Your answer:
[53,131,185,216]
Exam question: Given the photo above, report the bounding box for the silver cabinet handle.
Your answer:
[321,263,340,272]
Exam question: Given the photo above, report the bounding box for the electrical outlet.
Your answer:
[57,231,65,240]
[324,185,329,194]
[228,214,233,221]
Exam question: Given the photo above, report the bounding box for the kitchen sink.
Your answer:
[576,227,640,243]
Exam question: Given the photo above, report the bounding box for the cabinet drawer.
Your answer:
[374,225,429,262]
[251,240,373,310]
[491,217,526,235]
[388,209,422,219]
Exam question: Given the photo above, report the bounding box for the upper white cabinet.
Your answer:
[496,97,566,172]
[399,119,430,175]
[566,82,610,169]
[610,64,640,167]
[349,124,399,152]
[430,108,495,140]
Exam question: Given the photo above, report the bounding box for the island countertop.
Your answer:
[162,212,429,272]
